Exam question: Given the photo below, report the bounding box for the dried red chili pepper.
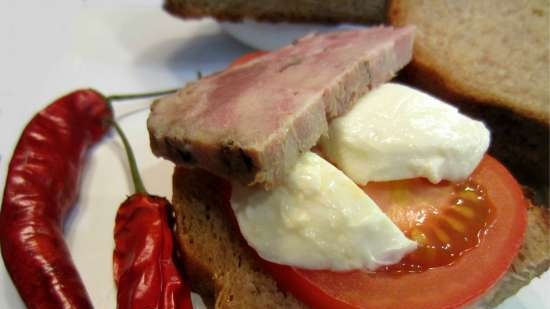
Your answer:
[112,121,193,309]
[0,88,178,309]
[0,89,111,309]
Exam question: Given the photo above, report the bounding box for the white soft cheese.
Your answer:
[320,83,490,185]
[231,152,417,271]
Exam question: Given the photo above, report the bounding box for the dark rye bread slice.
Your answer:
[172,167,306,308]
[164,0,387,24]
[172,166,550,309]
[387,0,550,200]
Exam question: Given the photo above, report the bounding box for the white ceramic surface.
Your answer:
[1,2,548,309]
[219,20,362,50]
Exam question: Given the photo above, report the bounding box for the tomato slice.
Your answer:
[259,155,527,309]
[367,178,495,272]
[228,51,269,68]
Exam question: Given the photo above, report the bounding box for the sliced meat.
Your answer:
[148,26,415,187]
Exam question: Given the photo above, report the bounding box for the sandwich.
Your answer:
[147,3,549,308]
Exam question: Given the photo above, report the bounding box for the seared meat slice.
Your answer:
[148,26,415,187]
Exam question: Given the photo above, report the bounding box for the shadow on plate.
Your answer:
[113,12,253,86]
[0,269,25,309]
[134,32,253,77]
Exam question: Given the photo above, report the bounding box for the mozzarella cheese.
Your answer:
[320,83,490,185]
[231,152,417,271]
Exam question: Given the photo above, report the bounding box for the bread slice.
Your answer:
[387,0,549,197]
[172,167,306,308]
[172,166,550,309]
[164,0,387,24]
[388,0,549,124]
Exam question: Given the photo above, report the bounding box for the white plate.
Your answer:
[219,20,362,50]
[1,3,548,309]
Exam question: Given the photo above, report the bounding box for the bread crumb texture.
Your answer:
[389,0,550,124]
[172,167,306,308]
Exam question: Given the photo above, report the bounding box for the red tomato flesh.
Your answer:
[367,178,494,272]
[260,155,527,309]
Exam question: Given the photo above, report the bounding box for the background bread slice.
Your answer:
[388,0,549,124]
[388,0,549,199]
[164,0,387,24]
[172,166,550,309]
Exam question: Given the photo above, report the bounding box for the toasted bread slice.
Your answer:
[387,0,549,196]
[172,166,550,309]
[164,0,387,24]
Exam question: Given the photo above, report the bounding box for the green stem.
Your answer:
[107,88,178,101]
[110,119,147,194]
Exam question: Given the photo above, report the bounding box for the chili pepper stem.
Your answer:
[107,88,178,101]
[104,87,181,194]
[110,120,147,194]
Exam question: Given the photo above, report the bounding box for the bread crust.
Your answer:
[172,167,306,308]
[164,0,387,24]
